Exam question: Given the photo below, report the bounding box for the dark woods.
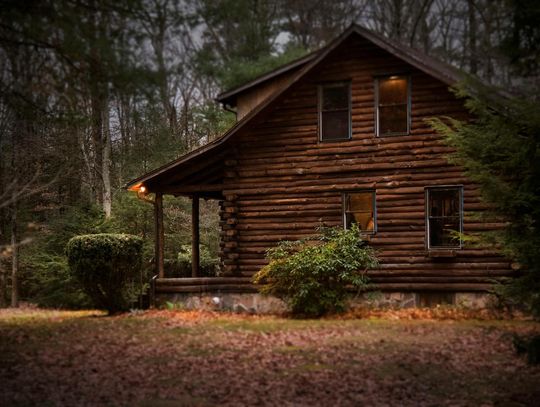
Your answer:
[0,0,537,308]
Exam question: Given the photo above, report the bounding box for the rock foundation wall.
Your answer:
[155,291,496,314]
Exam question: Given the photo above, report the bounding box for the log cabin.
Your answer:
[127,24,514,309]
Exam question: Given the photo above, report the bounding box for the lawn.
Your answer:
[1,308,539,406]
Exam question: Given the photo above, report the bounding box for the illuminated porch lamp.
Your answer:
[129,183,154,203]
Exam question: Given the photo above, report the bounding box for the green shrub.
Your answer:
[253,224,378,317]
[176,244,219,277]
[21,253,92,309]
[162,245,219,278]
[66,234,143,314]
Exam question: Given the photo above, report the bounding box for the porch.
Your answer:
[127,142,245,295]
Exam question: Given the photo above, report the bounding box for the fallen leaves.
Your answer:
[0,308,539,406]
[341,305,529,321]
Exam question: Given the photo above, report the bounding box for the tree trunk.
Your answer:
[0,119,5,308]
[391,0,403,39]
[482,3,494,82]
[0,261,6,308]
[154,193,164,279]
[90,83,104,207]
[467,0,478,75]
[10,204,18,308]
[102,104,112,218]
[191,194,200,278]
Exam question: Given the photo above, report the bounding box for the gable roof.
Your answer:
[126,24,465,193]
[216,24,462,109]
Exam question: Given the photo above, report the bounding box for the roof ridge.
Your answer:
[217,23,464,106]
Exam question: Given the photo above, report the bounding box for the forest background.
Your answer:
[0,0,538,308]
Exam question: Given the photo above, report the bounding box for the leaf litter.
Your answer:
[0,308,539,406]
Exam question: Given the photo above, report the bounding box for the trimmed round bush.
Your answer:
[66,233,143,314]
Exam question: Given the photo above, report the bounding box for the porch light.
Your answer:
[128,182,143,192]
[129,183,154,203]
[128,183,148,194]
[136,184,152,202]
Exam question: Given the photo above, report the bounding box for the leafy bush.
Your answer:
[162,245,219,278]
[66,234,143,314]
[21,253,92,309]
[253,225,378,317]
[176,244,219,277]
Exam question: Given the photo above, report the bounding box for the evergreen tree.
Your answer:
[430,83,540,316]
[190,0,308,91]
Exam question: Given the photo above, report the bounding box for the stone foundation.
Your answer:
[155,291,496,314]
[455,292,494,309]
[156,293,287,314]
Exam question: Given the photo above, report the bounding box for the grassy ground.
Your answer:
[1,308,539,406]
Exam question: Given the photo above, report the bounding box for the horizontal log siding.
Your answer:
[222,36,512,291]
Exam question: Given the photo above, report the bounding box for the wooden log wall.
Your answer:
[219,34,513,292]
[236,69,301,120]
[219,153,240,275]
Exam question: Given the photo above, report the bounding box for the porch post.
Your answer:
[191,194,200,277]
[155,192,165,278]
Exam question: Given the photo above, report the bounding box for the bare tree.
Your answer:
[281,0,367,50]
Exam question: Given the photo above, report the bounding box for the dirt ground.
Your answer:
[1,307,539,406]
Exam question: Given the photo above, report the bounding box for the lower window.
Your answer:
[426,186,463,249]
[343,191,376,233]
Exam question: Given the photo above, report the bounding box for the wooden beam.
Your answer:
[155,192,165,278]
[156,277,252,285]
[156,184,225,194]
[192,194,200,278]
[156,284,258,294]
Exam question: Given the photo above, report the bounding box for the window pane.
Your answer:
[377,76,409,136]
[429,189,460,217]
[351,212,374,231]
[378,77,407,104]
[345,192,375,232]
[429,218,460,247]
[347,192,373,212]
[378,105,408,134]
[427,188,462,248]
[322,110,349,140]
[322,85,349,110]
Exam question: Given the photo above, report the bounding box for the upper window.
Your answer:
[426,187,463,249]
[376,75,410,136]
[343,191,376,233]
[319,82,351,141]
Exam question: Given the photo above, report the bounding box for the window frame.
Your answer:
[425,185,464,250]
[374,74,411,137]
[318,81,352,142]
[342,190,377,234]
